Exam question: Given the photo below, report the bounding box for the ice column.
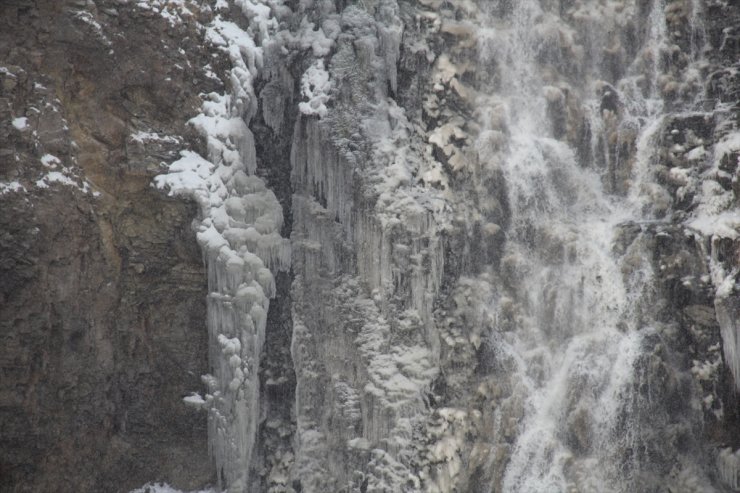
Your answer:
[719,448,740,491]
[155,7,288,492]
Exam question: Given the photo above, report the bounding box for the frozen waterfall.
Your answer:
[473,0,714,491]
[146,0,738,491]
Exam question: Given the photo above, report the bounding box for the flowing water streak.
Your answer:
[474,0,672,490]
[688,0,706,65]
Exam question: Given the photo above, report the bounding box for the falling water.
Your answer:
[474,0,698,490]
[133,0,728,491]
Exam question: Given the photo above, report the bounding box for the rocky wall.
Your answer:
[0,1,217,491]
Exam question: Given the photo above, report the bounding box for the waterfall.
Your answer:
[472,0,704,490]
[6,0,740,490]
[141,0,738,491]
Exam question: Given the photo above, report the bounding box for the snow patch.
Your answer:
[40,154,61,168]
[129,483,218,493]
[130,130,181,144]
[298,60,331,118]
[0,181,26,195]
[11,117,28,130]
[133,0,196,26]
[688,211,740,241]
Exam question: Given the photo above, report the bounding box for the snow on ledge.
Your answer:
[0,181,26,195]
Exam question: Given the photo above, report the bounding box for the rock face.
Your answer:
[1,1,739,493]
[0,1,214,491]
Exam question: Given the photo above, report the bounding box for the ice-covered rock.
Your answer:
[155,1,289,490]
[6,0,740,491]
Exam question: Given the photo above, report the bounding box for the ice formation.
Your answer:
[684,127,740,389]
[719,447,740,491]
[130,484,218,493]
[155,2,288,491]
[298,60,332,118]
[147,0,739,491]
[286,3,459,490]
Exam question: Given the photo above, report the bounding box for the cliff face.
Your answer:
[1,1,739,493]
[0,1,215,491]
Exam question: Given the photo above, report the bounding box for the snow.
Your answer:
[130,130,180,144]
[154,151,214,206]
[132,0,196,26]
[686,128,739,238]
[129,483,218,493]
[41,171,76,187]
[12,117,28,130]
[298,60,331,118]
[35,170,94,195]
[694,193,737,231]
[688,211,740,240]
[183,393,206,407]
[189,109,257,173]
[0,181,26,195]
[429,121,468,167]
[713,131,740,168]
[347,437,371,450]
[691,356,721,382]
[72,10,112,45]
[40,154,61,168]
[205,19,262,123]
[686,145,706,161]
[203,64,220,81]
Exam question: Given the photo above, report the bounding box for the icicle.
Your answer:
[291,117,354,229]
[718,448,740,491]
[376,1,403,94]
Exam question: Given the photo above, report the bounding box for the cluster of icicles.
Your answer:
[155,6,289,491]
